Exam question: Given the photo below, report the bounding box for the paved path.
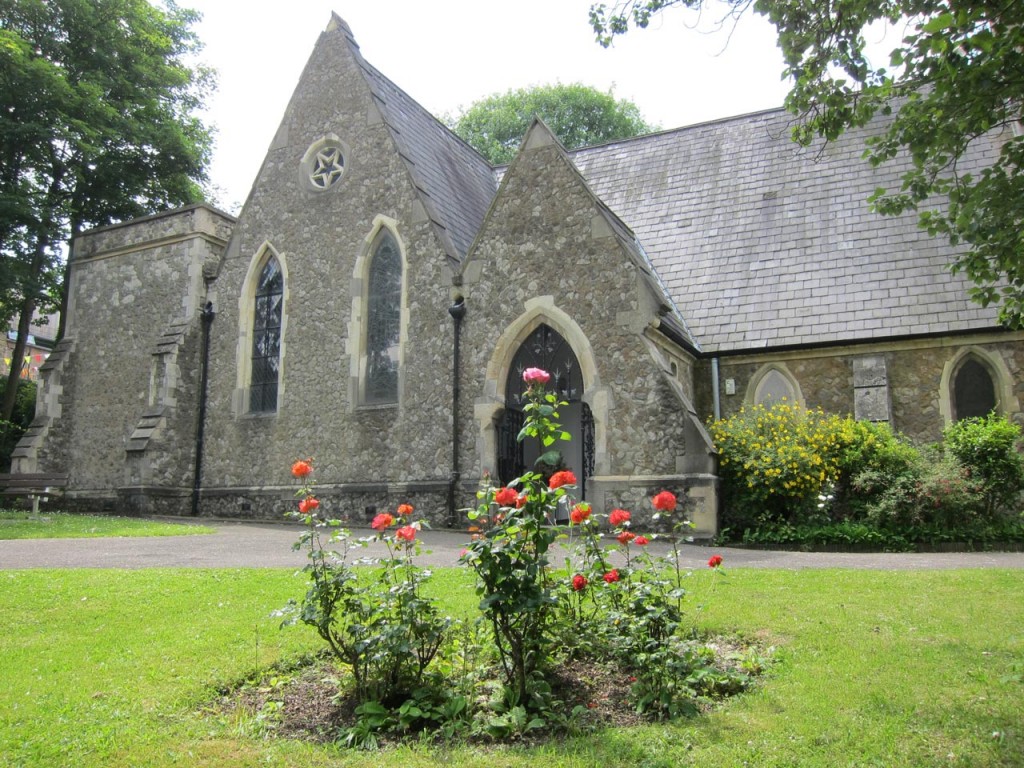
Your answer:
[2,519,1024,570]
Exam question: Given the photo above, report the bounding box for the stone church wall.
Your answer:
[458,134,717,534]
[194,24,459,524]
[28,205,233,512]
[696,332,1024,444]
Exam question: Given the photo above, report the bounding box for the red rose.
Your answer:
[603,569,620,584]
[548,470,577,490]
[298,496,319,514]
[494,487,518,507]
[608,508,631,527]
[634,535,650,546]
[396,525,417,542]
[515,493,527,509]
[396,503,414,517]
[371,512,394,531]
[570,503,591,524]
[708,554,723,569]
[617,531,636,545]
[572,574,588,591]
[652,491,677,511]
[291,459,313,478]
[522,367,551,386]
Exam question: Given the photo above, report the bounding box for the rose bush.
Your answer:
[277,464,449,710]
[279,368,754,742]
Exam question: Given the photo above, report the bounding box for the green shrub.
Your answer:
[853,447,986,530]
[943,413,1024,516]
[831,420,919,520]
[0,380,36,471]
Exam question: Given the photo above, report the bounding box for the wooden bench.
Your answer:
[0,472,68,515]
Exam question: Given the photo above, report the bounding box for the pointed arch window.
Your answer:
[250,256,283,412]
[364,233,402,404]
[953,356,996,421]
[752,366,799,406]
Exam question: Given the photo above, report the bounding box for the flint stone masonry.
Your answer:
[17,206,233,511]
[19,14,1024,535]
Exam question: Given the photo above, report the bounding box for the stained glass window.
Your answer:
[250,256,282,413]
[365,234,401,404]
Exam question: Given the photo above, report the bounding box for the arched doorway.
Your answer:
[495,324,594,508]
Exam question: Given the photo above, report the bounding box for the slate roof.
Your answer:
[339,17,1005,356]
[337,18,496,262]
[569,109,1006,354]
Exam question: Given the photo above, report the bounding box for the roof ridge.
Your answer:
[333,24,497,263]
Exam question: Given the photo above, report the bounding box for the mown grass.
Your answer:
[0,509,215,539]
[0,567,1021,767]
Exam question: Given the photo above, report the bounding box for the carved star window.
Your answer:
[310,146,345,189]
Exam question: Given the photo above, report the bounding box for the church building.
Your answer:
[12,15,1023,535]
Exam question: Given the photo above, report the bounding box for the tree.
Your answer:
[0,0,213,421]
[450,83,655,165]
[590,0,1024,327]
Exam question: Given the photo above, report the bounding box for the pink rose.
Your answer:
[522,367,551,386]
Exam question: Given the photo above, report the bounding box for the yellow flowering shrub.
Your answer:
[709,402,856,526]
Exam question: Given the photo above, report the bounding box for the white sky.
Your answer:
[186,0,794,212]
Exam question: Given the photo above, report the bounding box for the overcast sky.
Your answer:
[186,0,794,212]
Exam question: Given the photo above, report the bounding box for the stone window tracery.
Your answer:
[250,256,283,412]
[310,146,345,189]
[364,233,401,404]
[301,136,347,192]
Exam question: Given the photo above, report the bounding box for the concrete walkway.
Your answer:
[2,518,1024,570]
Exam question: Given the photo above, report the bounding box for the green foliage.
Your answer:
[712,402,1024,545]
[740,516,1024,550]
[590,0,1024,327]
[712,399,1024,544]
[278,470,450,706]
[740,519,916,551]
[449,83,655,164]
[462,381,570,704]
[0,0,213,418]
[944,413,1024,515]
[853,448,987,530]
[558,492,746,719]
[0,378,34,470]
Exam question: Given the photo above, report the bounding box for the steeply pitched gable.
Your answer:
[463,118,699,350]
[331,17,496,263]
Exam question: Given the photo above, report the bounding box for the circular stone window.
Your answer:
[302,137,348,191]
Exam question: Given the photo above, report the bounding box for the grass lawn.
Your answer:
[0,509,216,539]
[0,566,1021,767]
